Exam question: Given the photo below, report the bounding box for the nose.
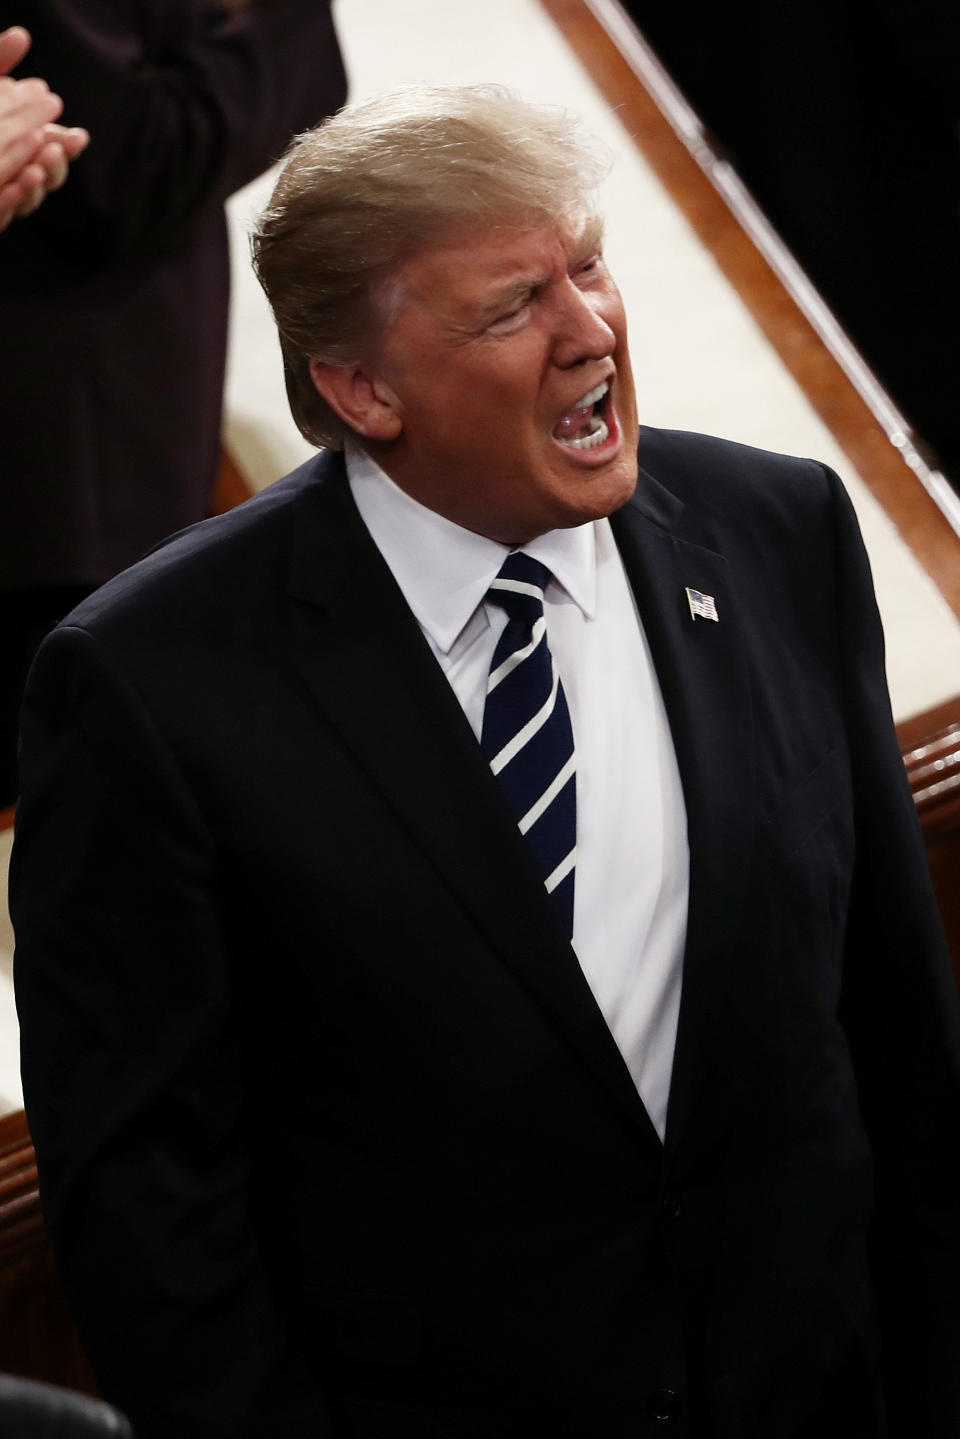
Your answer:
[550,278,616,368]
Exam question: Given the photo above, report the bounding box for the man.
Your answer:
[13,86,960,1438]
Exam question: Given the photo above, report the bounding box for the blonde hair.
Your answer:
[251,85,611,448]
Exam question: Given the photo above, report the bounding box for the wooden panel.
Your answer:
[897,697,960,993]
[0,1111,95,1393]
[0,1110,42,1266]
[211,445,255,517]
[899,696,960,843]
[901,720,960,842]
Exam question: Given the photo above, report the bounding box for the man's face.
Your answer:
[364,210,640,545]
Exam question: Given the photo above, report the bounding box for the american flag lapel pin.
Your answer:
[685,587,719,623]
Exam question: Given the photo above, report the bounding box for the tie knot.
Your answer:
[487,552,551,621]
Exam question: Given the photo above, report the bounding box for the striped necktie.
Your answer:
[481,552,576,937]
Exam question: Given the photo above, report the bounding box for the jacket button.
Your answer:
[661,1192,681,1221]
[647,1388,681,1422]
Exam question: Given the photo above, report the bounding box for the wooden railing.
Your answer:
[897,699,960,995]
[0,1110,95,1392]
[899,701,960,834]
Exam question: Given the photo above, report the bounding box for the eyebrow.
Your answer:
[573,213,606,263]
[471,214,608,325]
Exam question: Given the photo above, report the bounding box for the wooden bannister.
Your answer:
[897,697,960,993]
[899,708,960,840]
[0,1110,95,1392]
[0,1110,42,1267]
[211,445,255,517]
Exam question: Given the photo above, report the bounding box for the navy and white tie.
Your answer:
[481,552,576,937]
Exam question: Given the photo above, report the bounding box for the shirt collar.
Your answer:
[345,440,597,655]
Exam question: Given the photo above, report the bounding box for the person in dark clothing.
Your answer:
[0,0,346,806]
[13,85,960,1439]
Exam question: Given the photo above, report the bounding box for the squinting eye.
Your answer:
[488,301,531,333]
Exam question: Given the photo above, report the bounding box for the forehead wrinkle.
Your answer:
[485,212,606,297]
[440,266,545,337]
[474,274,543,321]
[392,209,610,337]
[469,214,607,323]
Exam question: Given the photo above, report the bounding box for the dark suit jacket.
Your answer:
[0,0,346,590]
[12,430,960,1438]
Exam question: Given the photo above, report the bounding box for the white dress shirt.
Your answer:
[346,440,689,1140]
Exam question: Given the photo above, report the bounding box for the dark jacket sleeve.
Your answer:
[12,625,338,1438]
[0,0,347,267]
[826,464,960,1436]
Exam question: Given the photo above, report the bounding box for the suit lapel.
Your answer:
[611,463,756,1153]
[281,455,659,1144]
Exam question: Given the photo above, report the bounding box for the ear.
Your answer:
[308,359,403,442]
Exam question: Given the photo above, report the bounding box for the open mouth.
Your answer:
[552,379,613,451]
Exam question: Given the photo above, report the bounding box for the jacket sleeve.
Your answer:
[12,624,338,1439]
[1,0,346,265]
[826,464,960,1437]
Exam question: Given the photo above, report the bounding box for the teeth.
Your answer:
[572,379,609,410]
[553,378,613,448]
[561,417,610,450]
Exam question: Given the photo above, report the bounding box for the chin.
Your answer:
[584,458,638,516]
[548,484,634,535]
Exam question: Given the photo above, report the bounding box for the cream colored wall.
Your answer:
[4,0,959,1114]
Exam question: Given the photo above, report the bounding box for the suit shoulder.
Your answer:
[636,425,836,517]
[631,428,857,585]
[64,451,339,643]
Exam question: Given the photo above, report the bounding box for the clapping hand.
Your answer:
[0,26,89,231]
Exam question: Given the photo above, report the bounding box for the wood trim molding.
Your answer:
[0,1109,43,1268]
[0,1113,97,1392]
[898,698,960,844]
[212,446,255,516]
[538,0,960,621]
[896,695,960,993]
